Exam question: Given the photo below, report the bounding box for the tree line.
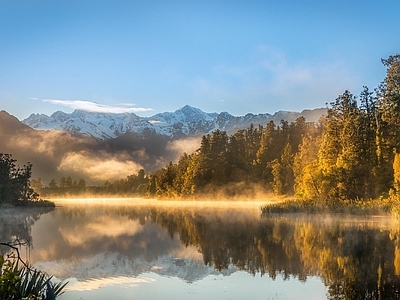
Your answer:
[147,54,400,202]
[38,170,148,197]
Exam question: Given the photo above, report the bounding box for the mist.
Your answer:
[58,150,144,181]
[0,112,205,185]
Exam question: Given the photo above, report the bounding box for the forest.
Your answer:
[146,54,400,203]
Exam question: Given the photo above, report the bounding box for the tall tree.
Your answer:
[318,90,370,200]
[270,143,295,195]
[254,121,278,185]
[293,134,322,199]
[375,54,400,192]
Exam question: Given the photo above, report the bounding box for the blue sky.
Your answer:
[1,0,399,120]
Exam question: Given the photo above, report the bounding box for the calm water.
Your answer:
[1,198,400,300]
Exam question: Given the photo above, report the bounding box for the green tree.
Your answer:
[208,130,229,184]
[77,179,86,188]
[393,153,400,193]
[172,153,191,196]
[48,179,58,188]
[227,130,250,182]
[0,154,37,204]
[59,177,66,188]
[270,143,295,195]
[293,134,322,199]
[375,54,400,194]
[317,91,372,200]
[359,86,380,197]
[255,121,278,182]
[378,54,400,152]
[65,176,72,188]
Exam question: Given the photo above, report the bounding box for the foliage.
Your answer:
[0,242,67,300]
[261,197,393,215]
[146,119,313,199]
[0,154,55,207]
[0,154,39,204]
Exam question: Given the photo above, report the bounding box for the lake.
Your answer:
[1,198,400,300]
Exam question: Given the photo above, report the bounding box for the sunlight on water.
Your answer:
[49,197,272,212]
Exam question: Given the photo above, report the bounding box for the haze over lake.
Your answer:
[1,198,399,299]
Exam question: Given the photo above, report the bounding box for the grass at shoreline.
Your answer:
[261,198,396,216]
[0,199,55,208]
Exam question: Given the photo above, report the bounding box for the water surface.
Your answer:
[1,198,399,299]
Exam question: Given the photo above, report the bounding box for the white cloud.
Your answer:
[43,99,153,114]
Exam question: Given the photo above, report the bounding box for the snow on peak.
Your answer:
[21,106,326,141]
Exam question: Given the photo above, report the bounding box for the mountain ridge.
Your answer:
[22,105,327,141]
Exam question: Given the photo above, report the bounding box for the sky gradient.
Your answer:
[1,0,399,120]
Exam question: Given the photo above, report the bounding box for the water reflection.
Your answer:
[0,206,54,253]
[2,200,400,299]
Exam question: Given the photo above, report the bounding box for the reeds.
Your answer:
[261,197,394,216]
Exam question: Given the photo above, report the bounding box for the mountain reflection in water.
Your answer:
[1,199,400,299]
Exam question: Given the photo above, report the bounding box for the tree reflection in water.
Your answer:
[129,207,400,300]
[0,206,54,254]
[2,203,400,299]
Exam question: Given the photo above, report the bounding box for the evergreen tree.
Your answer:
[65,176,72,188]
[172,153,191,195]
[270,143,295,195]
[244,124,262,168]
[359,86,380,197]
[318,90,369,200]
[378,54,400,151]
[375,54,400,193]
[208,129,229,184]
[48,179,58,188]
[228,130,249,182]
[59,177,66,188]
[78,179,86,188]
[254,121,280,187]
[393,153,400,193]
[293,134,322,199]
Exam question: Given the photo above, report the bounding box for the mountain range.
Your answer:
[22,105,326,140]
[0,106,326,184]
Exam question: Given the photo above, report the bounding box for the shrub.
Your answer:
[0,244,67,300]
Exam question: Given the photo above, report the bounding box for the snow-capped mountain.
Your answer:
[35,251,237,284]
[22,105,326,141]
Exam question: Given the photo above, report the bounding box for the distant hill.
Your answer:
[0,110,33,135]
